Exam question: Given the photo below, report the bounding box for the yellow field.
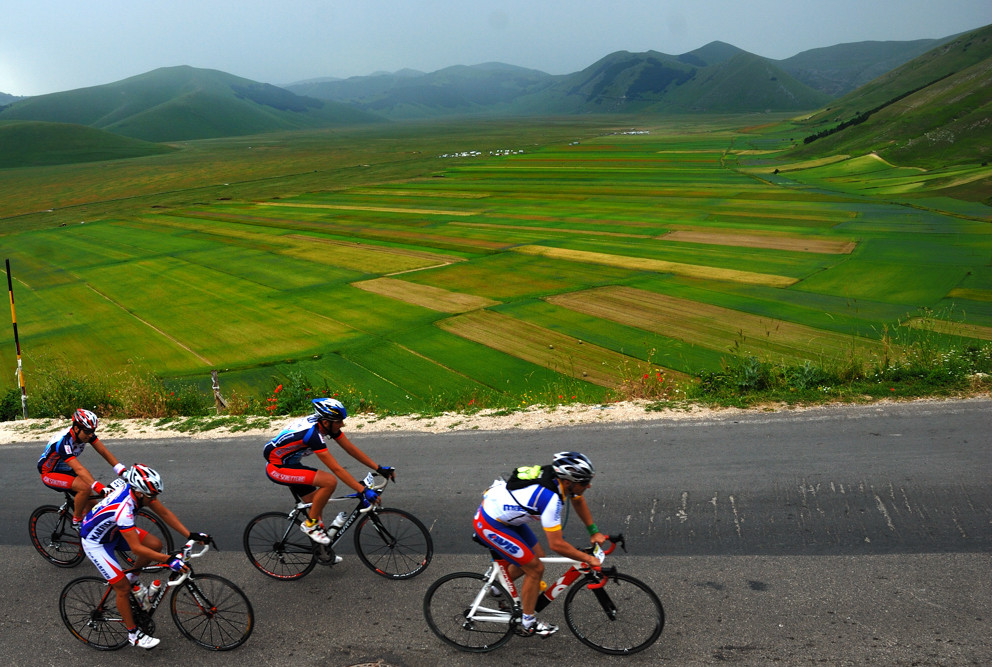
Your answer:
[259,201,477,216]
[547,286,887,363]
[512,246,798,287]
[353,277,498,313]
[902,317,992,341]
[436,310,681,386]
[661,229,856,254]
[948,288,992,303]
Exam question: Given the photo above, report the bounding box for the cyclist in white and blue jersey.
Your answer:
[473,451,606,638]
[81,464,210,650]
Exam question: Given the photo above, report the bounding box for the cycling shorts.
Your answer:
[41,470,77,491]
[473,506,538,566]
[83,527,149,584]
[266,462,318,498]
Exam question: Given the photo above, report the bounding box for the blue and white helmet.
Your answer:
[552,451,595,483]
[312,397,347,421]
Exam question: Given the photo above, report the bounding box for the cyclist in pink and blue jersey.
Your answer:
[263,398,395,547]
[81,463,210,650]
[37,408,126,526]
[473,451,605,638]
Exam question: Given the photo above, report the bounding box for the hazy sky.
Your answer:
[2,1,990,96]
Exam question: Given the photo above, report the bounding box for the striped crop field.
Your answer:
[3,116,991,411]
[547,287,888,364]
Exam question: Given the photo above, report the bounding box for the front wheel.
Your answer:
[563,572,664,655]
[353,507,433,579]
[170,573,254,650]
[59,576,129,650]
[243,511,317,580]
[30,505,84,567]
[117,509,174,567]
[423,572,515,653]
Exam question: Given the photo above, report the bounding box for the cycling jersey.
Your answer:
[479,478,564,530]
[37,427,92,475]
[80,480,137,545]
[263,416,341,466]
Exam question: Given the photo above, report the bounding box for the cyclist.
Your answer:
[80,463,210,650]
[37,408,127,527]
[263,397,396,547]
[473,451,606,638]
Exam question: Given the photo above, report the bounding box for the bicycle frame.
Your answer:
[468,541,612,625]
[283,472,385,554]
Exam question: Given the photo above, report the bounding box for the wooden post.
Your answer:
[211,370,228,412]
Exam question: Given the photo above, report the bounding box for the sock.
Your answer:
[522,613,535,629]
[303,517,317,528]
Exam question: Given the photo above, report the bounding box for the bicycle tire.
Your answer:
[30,505,84,567]
[563,572,664,655]
[117,509,174,567]
[243,511,317,580]
[423,572,515,652]
[353,507,433,579]
[170,573,255,650]
[59,576,129,650]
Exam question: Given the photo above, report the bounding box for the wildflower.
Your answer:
[275,384,283,393]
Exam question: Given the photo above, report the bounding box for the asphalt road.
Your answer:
[2,398,989,665]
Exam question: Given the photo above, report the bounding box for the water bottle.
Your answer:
[327,511,347,537]
[144,580,162,610]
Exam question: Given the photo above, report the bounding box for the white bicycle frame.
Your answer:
[466,543,606,624]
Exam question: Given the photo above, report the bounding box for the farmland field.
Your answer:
[2,115,991,411]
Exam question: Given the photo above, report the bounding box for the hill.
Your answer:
[0,66,385,142]
[0,91,23,105]
[777,38,951,96]
[794,23,992,171]
[0,121,175,168]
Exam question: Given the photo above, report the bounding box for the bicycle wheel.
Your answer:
[423,572,515,653]
[563,572,664,655]
[30,505,84,567]
[117,509,174,567]
[353,507,433,579]
[170,573,254,650]
[243,511,317,580]
[59,576,129,650]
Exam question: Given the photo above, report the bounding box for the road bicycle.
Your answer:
[243,471,433,580]
[59,538,254,651]
[423,533,664,655]
[29,487,174,568]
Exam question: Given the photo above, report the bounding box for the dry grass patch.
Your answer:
[437,310,680,386]
[948,288,992,303]
[661,230,856,254]
[260,202,477,216]
[353,277,498,313]
[902,316,992,341]
[548,286,886,363]
[450,222,650,239]
[512,245,797,287]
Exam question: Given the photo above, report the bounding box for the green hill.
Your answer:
[0,120,175,168]
[794,23,992,170]
[0,66,385,141]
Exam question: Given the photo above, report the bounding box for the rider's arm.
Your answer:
[314,448,366,493]
[144,497,192,540]
[545,527,601,567]
[89,437,125,474]
[65,456,98,489]
[120,527,174,563]
[332,432,380,472]
[570,494,607,546]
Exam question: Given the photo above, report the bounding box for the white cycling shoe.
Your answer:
[129,630,160,649]
[300,520,331,545]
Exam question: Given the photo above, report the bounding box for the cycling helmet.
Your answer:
[72,408,99,432]
[312,397,347,421]
[552,451,595,483]
[125,464,164,496]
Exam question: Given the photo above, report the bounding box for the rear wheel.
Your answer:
[423,572,515,652]
[59,576,129,650]
[563,572,664,655]
[29,505,84,567]
[170,573,254,650]
[353,507,433,579]
[243,511,317,580]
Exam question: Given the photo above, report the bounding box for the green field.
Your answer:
[2,116,991,412]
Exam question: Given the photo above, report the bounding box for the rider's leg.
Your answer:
[69,475,95,522]
[130,530,163,569]
[517,551,546,617]
[112,576,137,627]
[306,470,338,524]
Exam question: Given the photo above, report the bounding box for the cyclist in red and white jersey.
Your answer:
[36,408,127,526]
[263,398,395,547]
[473,451,605,638]
[80,463,210,650]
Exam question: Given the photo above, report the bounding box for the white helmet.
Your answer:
[124,464,164,496]
[552,451,595,483]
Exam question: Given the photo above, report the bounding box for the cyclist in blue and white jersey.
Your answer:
[473,451,606,638]
[81,463,210,650]
[263,398,395,547]
[37,408,127,527]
